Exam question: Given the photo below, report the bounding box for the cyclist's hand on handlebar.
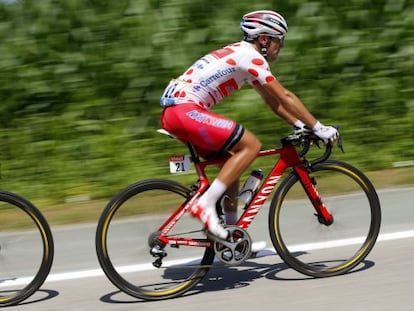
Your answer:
[312,121,339,144]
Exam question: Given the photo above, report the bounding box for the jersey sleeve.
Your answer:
[238,53,276,86]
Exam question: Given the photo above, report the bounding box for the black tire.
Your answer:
[269,160,381,277]
[95,179,215,300]
[0,191,54,307]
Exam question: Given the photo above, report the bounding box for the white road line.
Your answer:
[284,229,414,252]
[1,229,414,287]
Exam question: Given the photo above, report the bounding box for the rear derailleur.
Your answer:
[148,232,167,268]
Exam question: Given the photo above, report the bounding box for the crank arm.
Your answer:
[206,232,234,249]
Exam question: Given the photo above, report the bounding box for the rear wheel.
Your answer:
[0,191,54,307]
[269,160,381,277]
[96,179,215,300]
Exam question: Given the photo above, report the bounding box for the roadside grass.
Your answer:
[44,166,414,226]
[1,166,413,229]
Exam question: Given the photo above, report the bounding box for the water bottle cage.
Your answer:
[238,189,255,208]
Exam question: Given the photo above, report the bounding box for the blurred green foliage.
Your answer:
[0,0,413,205]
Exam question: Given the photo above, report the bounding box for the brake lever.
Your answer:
[337,135,344,153]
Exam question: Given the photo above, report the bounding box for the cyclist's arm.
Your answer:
[253,79,317,128]
[254,85,297,124]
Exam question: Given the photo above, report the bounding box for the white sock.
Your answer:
[225,211,238,225]
[198,179,227,211]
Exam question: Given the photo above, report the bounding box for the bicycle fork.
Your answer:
[295,165,334,225]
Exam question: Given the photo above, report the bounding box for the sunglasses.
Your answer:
[270,35,285,47]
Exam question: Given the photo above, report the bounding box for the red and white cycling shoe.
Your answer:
[251,241,266,253]
[189,203,229,240]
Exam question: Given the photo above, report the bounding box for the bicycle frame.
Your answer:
[156,141,333,247]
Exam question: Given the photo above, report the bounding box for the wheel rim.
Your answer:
[271,162,380,277]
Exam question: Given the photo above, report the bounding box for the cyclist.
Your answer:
[160,10,338,241]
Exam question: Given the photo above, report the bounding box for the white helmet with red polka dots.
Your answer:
[240,10,288,41]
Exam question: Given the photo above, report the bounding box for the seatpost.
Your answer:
[187,142,200,164]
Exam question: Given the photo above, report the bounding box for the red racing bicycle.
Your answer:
[96,129,381,300]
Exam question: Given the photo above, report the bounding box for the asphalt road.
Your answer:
[6,187,414,311]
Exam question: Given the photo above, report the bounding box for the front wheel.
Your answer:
[95,179,215,300]
[0,191,54,307]
[269,160,381,277]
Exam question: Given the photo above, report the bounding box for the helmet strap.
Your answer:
[256,35,270,59]
[260,45,268,59]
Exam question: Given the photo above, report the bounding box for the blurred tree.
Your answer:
[0,0,412,203]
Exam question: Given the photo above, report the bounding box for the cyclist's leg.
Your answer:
[221,180,239,225]
[215,129,261,186]
[193,130,262,239]
[197,130,261,238]
[161,103,250,238]
[220,180,267,254]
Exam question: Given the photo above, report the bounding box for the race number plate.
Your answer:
[169,155,192,173]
